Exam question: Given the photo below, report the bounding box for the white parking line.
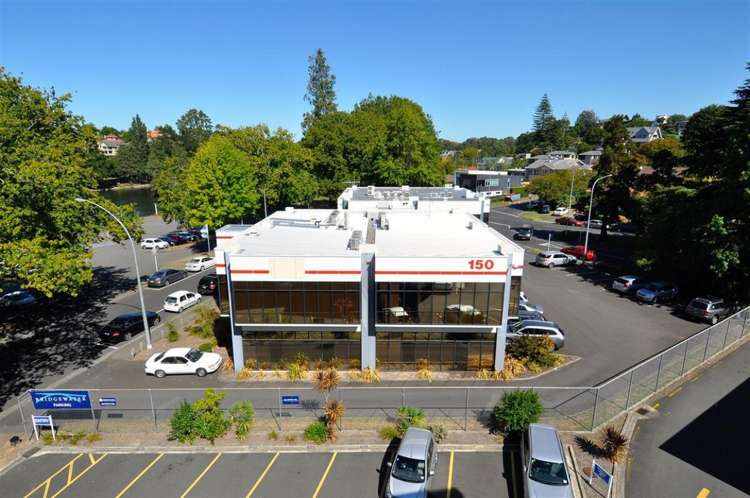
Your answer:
[146,269,209,291]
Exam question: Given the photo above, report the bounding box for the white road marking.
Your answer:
[146,269,209,291]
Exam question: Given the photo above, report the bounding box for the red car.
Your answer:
[561,245,597,261]
[555,216,583,226]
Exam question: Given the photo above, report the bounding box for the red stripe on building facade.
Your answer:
[216,236,234,239]
[305,270,362,275]
[375,271,508,275]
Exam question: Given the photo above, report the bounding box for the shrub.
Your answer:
[236,367,253,380]
[168,400,197,444]
[314,368,340,403]
[396,406,426,436]
[601,426,628,463]
[192,389,230,444]
[229,401,255,441]
[198,341,214,353]
[68,431,86,445]
[493,390,543,433]
[287,362,307,382]
[222,357,234,372]
[86,432,102,444]
[324,400,345,435]
[497,355,527,381]
[379,425,401,441]
[429,425,448,443]
[349,358,361,370]
[166,322,179,342]
[285,434,297,442]
[189,305,219,339]
[475,369,492,380]
[41,432,55,445]
[268,430,279,441]
[304,421,328,444]
[360,367,380,383]
[328,357,344,369]
[416,358,430,370]
[294,352,309,368]
[507,336,560,369]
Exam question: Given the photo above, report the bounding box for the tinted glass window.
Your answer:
[392,455,426,483]
[529,458,568,485]
[690,300,708,310]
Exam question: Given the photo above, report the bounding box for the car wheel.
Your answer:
[124,332,132,341]
[547,263,553,268]
[153,317,161,325]
[196,368,207,377]
[155,370,166,378]
[178,306,183,313]
[711,316,718,325]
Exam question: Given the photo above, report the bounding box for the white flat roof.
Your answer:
[220,208,522,259]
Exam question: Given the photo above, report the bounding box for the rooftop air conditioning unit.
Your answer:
[285,207,295,213]
[467,221,474,230]
[401,185,410,192]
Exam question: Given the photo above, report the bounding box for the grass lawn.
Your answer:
[520,211,556,223]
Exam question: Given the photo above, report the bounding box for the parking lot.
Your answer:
[2,449,518,498]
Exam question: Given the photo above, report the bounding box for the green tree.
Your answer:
[625,113,650,127]
[527,169,592,208]
[638,137,685,188]
[681,105,730,179]
[302,48,337,132]
[301,111,356,200]
[182,134,260,228]
[177,109,213,153]
[532,94,555,146]
[0,69,141,297]
[462,146,480,165]
[116,114,150,181]
[493,390,543,433]
[574,110,604,149]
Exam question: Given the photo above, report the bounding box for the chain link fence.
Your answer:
[5,307,748,439]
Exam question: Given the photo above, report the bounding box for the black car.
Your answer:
[514,225,533,241]
[147,269,188,287]
[161,233,182,246]
[538,204,551,214]
[99,311,160,342]
[176,230,198,242]
[197,274,219,295]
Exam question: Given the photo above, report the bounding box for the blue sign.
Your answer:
[281,395,300,406]
[31,390,91,410]
[98,397,117,407]
[32,415,53,427]
[593,462,612,484]
[200,224,209,239]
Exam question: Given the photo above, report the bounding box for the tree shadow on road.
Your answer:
[0,266,134,410]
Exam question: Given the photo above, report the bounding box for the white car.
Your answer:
[552,207,569,216]
[141,238,169,250]
[185,256,215,272]
[163,290,201,313]
[144,347,222,378]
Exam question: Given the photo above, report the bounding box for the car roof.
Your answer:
[167,290,191,297]
[618,275,639,280]
[397,427,432,458]
[164,347,191,356]
[516,319,559,329]
[693,296,722,304]
[538,251,559,256]
[528,424,564,463]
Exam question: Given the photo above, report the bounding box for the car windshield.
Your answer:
[615,278,630,285]
[644,284,659,291]
[152,272,165,278]
[185,349,202,362]
[392,455,425,483]
[189,258,201,263]
[166,297,178,304]
[154,353,164,362]
[690,300,709,310]
[529,458,568,486]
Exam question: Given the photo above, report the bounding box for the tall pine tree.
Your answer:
[116,114,150,181]
[532,94,555,146]
[302,49,337,132]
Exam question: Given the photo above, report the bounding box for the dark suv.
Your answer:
[514,225,533,241]
[684,297,733,325]
[99,311,160,342]
[147,269,187,287]
[197,274,219,295]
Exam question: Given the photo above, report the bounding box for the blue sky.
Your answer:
[1,1,747,141]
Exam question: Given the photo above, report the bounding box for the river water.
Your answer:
[100,187,156,216]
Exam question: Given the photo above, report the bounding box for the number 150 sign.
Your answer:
[468,259,495,270]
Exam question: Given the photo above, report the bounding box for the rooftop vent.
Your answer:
[285,207,295,213]
[347,230,362,250]
[467,221,474,230]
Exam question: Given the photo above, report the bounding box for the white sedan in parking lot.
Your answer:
[144,347,222,378]
[140,238,169,250]
[163,290,201,312]
[185,256,215,272]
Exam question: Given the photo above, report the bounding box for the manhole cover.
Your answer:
[636,407,649,415]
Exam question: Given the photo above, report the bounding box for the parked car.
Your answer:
[144,347,222,378]
[0,290,37,309]
[535,251,576,268]
[610,222,639,234]
[185,256,215,272]
[555,216,582,227]
[176,230,199,242]
[514,225,533,240]
[538,204,551,214]
[551,207,569,216]
[611,275,645,294]
[147,269,187,288]
[636,282,679,304]
[509,309,547,325]
[561,245,596,261]
[588,219,608,230]
[521,424,574,498]
[507,320,565,349]
[161,233,184,246]
[163,290,201,313]
[140,238,169,250]
[99,311,160,343]
[685,296,733,325]
[518,301,544,314]
[384,427,438,498]
[197,274,219,295]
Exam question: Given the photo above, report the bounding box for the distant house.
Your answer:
[676,120,689,138]
[454,169,524,196]
[147,128,163,141]
[440,150,458,159]
[628,126,663,144]
[97,135,125,156]
[579,149,603,166]
[525,158,589,180]
[477,156,514,170]
[546,150,577,160]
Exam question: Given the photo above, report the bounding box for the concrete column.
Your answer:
[360,252,376,370]
[225,252,244,373]
[494,257,514,371]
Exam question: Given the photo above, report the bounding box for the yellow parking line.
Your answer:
[697,488,710,498]
[653,402,660,409]
[245,452,279,498]
[311,452,338,498]
[89,453,96,465]
[179,453,222,498]
[446,450,455,498]
[42,480,51,498]
[23,454,83,498]
[113,453,164,498]
[49,453,108,498]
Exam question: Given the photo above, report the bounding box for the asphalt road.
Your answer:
[1,449,518,498]
[627,340,750,498]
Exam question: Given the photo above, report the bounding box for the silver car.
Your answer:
[522,424,574,498]
[507,320,565,349]
[385,427,437,498]
[535,251,575,268]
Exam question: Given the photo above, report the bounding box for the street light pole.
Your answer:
[568,166,576,212]
[583,174,613,259]
[76,198,152,349]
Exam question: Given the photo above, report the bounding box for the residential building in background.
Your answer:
[546,150,577,160]
[477,156,514,170]
[214,207,524,373]
[147,128,163,141]
[579,149,603,166]
[628,126,663,144]
[524,157,589,179]
[454,169,524,197]
[97,134,124,156]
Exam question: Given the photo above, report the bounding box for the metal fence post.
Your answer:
[654,355,664,391]
[16,396,28,438]
[401,387,405,407]
[89,391,98,432]
[722,319,732,349]
[277,388,282,431]
[743,310,749,336]
[624,370,634,409]
[464,388,469,431]
[680,340,689,376]
[590,388,600,431]
[338,389,343,432]
[148,389,156,430]
[702,328,712,361]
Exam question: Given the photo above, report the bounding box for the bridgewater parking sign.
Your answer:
[31,390,92,410]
